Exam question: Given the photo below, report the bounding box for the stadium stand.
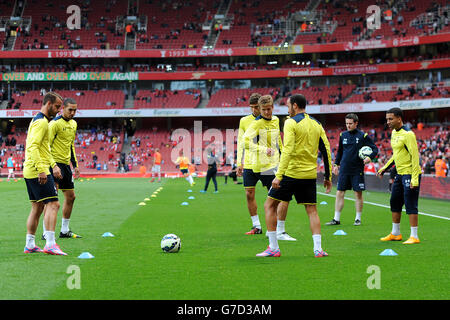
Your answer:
[0,0,14,50]
[2,0,449,52]
[293,0,373,44]
[125,129,178,173]
[13,65,66,72]
[366,0,450,41]
[216,0,308,48]
[206,88,280,108]
[293,0,450,44]
[0,0,14,16]
[9,90,125,109]
[0,125,125,173]
[9,64,124,72]
[278,84,356,105]
[74,128,124,172]
[0,32,6,51]
[135,0,215,49]
[133,89,202,109]
[15,0,127,50]
[345,85,450,103]
[4,79,447,111]
[74,65,122,72]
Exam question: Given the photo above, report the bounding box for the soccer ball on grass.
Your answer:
[161,234,181,253]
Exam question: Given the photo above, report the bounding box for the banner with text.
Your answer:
[1,72,138,81]
[0,33,449,59]
[1,98,448,119]
[2,59,448,82]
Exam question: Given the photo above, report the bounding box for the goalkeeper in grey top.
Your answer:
[326,113,378,226]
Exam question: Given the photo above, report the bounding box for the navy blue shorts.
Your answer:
[50,163,74,190]
[268,176,317,204]
[337,173,365,191]
[243,168,274,190]
[25,175,59,203]
[390,174,421,214]
[180,169,188,174]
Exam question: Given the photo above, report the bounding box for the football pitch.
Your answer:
[0,177,448,300]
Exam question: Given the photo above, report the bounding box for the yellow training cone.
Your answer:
[144,198,150,201]
[138,202,146,206]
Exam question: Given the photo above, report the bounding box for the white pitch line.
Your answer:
[317,192,450,221]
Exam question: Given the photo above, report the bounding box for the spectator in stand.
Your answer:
[434,155,448,177]
[125,24,134,36]
[417,122,424,130]
[422,155,434,174]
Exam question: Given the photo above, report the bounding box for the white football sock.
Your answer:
[251,215,261,229]
[26,234,36,249]
[42,221,47,235]
[334,211,341,221]
[410,226,418,239]
[45,231,56,247]
[61,218,70,234]
[267,231,279,250]
[391,223,401,236]
[187,175,193,184]
[312,234,322,252]
[276,220,285,234]
[355,212,362,221]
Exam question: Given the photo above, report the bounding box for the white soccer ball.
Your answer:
[358,146,372,160]
[161,234,181,253]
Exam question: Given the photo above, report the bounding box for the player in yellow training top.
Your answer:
[241,95,296,240]
[236,93,262,234]
[23,92,67,256]
[256,94,332,258]
[377,107,422,244]
[176,150,195,186]
[46,98,82,239]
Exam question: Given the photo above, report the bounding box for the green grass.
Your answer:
[0,177,448,300]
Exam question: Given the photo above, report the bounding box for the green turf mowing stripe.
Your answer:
[1,178,448,300]
[46,178,449,300]
[0,178,163,299]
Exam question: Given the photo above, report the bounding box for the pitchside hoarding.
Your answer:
[0,33,448,59]
[1,59,449,82]
[317,173,450,200]
[1,98,449,118]
[1,72,138,81]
